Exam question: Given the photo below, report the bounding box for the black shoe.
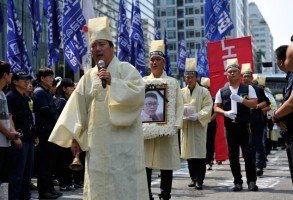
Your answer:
[195,182,203,190]
[232,184,243,191]
[158,193,171,200]
[39,192,58,199]
[248,182,258,191]
[188,180,195,187]
[256,168,263,176]
[51,190,63,198]
[207,164,212,171]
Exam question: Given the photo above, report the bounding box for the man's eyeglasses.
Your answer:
[145,102,159,107]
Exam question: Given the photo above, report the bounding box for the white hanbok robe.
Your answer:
[49,56,148,200]
[143,72,184,170]
[180,84,213,159]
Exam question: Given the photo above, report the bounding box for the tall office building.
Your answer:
[248,2,275,74]
[154,0,250,76]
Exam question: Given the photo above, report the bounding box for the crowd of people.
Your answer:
[0,16,293,200]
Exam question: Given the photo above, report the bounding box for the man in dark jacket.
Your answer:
[7,70,37,200]
[241,64,270,177]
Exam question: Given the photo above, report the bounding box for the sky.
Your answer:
[248,0,293,50]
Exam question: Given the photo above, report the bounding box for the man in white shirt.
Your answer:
[214,58,258,192]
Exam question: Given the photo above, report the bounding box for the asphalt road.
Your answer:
[1,148,292,200]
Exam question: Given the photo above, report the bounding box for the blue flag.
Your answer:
[129,0,145,76]
[62,0,87,72]
[204,0,234,41]
[164,29,172,76]
[117,0,130,62]
[28,0,42,56]
[7,0,33,76]
[0,3,3,32]
[154,20,161,40]
[177,39,186,72]
[197,40,209,79]
[43,0,61,67]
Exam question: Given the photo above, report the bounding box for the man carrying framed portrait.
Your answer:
[143,40,184,200]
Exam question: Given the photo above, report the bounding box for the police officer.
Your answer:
[214,58,259,191]
[33,67,61,199]
[7,71,37,200]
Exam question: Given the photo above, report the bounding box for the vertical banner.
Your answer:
[28,0,42,56]
[117,0,130,62]
[164,29,172,76]
[207,36,253,162]
[7,0,33,76]
[62,0,87,72]
[129,0,145,76]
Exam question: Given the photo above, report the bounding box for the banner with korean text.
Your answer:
[207,36,253,162]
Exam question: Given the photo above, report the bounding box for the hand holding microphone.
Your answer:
[98,60,110,88]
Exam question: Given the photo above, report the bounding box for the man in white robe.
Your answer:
[49,17,148,200]
[180,59,213,190]
[143,40,184,200]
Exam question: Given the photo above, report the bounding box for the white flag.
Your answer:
[81,0,95,72]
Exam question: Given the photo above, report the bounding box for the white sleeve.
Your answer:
[214,89,222,103]
[248,85,257,99]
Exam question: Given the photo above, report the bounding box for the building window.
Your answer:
[178,32,185,40]
[194,8,200,14]
[167,19,176,28]
[186,18,194,27]
[186,42,195,50]
[161,9,166,16]
[177,0,184,6]
[168,31,176,39]
[186,30,195,38]
[166,0,175,5]
[195,31,201,37]
[168,42,177,51]
[185,7,194,15]
[177,21,184,29]
[166,7,175,16]
[156,9,160,17]
[177,9,184,18]
[155,0,160,5]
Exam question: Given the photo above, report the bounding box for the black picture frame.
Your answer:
[141,84,167,123]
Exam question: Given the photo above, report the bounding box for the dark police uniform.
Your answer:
[33,85,59,196]
[7,88,36,199]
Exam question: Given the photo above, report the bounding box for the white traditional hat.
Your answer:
[226,58,240,71]
[88,16,113,45]
[185,58,197,75]
[150,40,165,59]
[200,77,210,88]
[253,73,258,80]
[241,63,253,75]
[258,76,266,86]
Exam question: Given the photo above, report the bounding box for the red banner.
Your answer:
[207,36,253,162]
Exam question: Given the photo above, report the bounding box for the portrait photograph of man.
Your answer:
[141,91,165,123]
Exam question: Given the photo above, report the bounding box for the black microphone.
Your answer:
[98,60,107,88]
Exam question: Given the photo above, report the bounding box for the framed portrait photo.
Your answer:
[141,84,167,123]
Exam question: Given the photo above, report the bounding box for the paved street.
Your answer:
[1,148,292,200]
